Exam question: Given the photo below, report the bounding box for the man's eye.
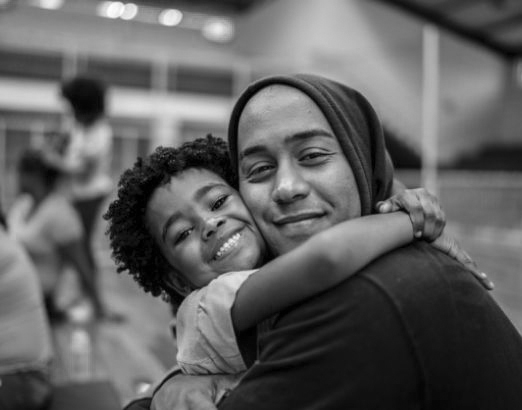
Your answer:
[247,164,273,179]
[300,152,332,163]
[175,228,192,244]
[211,195,229,211]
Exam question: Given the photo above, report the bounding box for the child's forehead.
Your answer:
[168,167,229,186]
[162,168,235,201]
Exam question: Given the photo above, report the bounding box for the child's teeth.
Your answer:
[215,233,241,260]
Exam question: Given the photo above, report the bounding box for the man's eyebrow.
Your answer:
[239,144,265,160]
[161,181,229,243]
[239,129,335,160]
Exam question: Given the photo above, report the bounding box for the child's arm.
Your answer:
[232,212,413,332]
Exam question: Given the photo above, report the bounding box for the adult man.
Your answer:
[220,74,522,409]
[134,74,513,410]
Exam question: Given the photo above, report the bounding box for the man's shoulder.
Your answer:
[362,241,465,286]
[360,241,473,305]
[355,241,496,342]
[274,242,466,322]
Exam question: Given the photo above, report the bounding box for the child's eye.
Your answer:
[211,195,229,211]
[175,228,193,245]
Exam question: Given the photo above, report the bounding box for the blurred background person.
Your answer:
[8,148,109,321]
[0,201,54,410]
[43,75,114,318]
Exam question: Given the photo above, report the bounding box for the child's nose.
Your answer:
[202,216,225,240]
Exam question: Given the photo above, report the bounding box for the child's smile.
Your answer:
[212,231,243,261]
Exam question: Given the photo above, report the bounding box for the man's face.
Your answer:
[237,85,362,256]
[145,168,266,289]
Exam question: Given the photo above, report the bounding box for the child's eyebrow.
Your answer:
[161,181,230,243]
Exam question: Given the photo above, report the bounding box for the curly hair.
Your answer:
[61,75,106,127]
[104,135,237,307]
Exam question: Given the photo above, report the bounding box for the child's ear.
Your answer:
[164,271,192,297]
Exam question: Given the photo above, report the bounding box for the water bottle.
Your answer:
[70,326,92,381]
[68,303,92,382]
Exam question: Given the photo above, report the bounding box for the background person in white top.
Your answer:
[43,76,117,320]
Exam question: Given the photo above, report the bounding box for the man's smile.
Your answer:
[272,211,329,238]
[273,211,326,225]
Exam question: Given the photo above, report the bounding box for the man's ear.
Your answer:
[163,271,192,297]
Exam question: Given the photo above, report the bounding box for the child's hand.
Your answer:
[151,372,241,410]
[376,188,445,241]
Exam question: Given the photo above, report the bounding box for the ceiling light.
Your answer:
[158,9,183,27]
[107,1,124,18]
[202,17,234,43]
[98,1,125,19]
[120,3,138,20]
[34,0,64,9]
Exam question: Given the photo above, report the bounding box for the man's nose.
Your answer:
[271,162,310,204]
[202,216,226,240]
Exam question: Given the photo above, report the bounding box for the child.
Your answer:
[104,135,481,379]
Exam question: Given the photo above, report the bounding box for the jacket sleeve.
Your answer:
[122,366,181,410]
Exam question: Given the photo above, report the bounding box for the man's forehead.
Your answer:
[239,86,322,134]
[238,87,338,159]
[242,84,308,111]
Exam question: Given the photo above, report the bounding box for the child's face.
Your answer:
[145,168,266,289]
